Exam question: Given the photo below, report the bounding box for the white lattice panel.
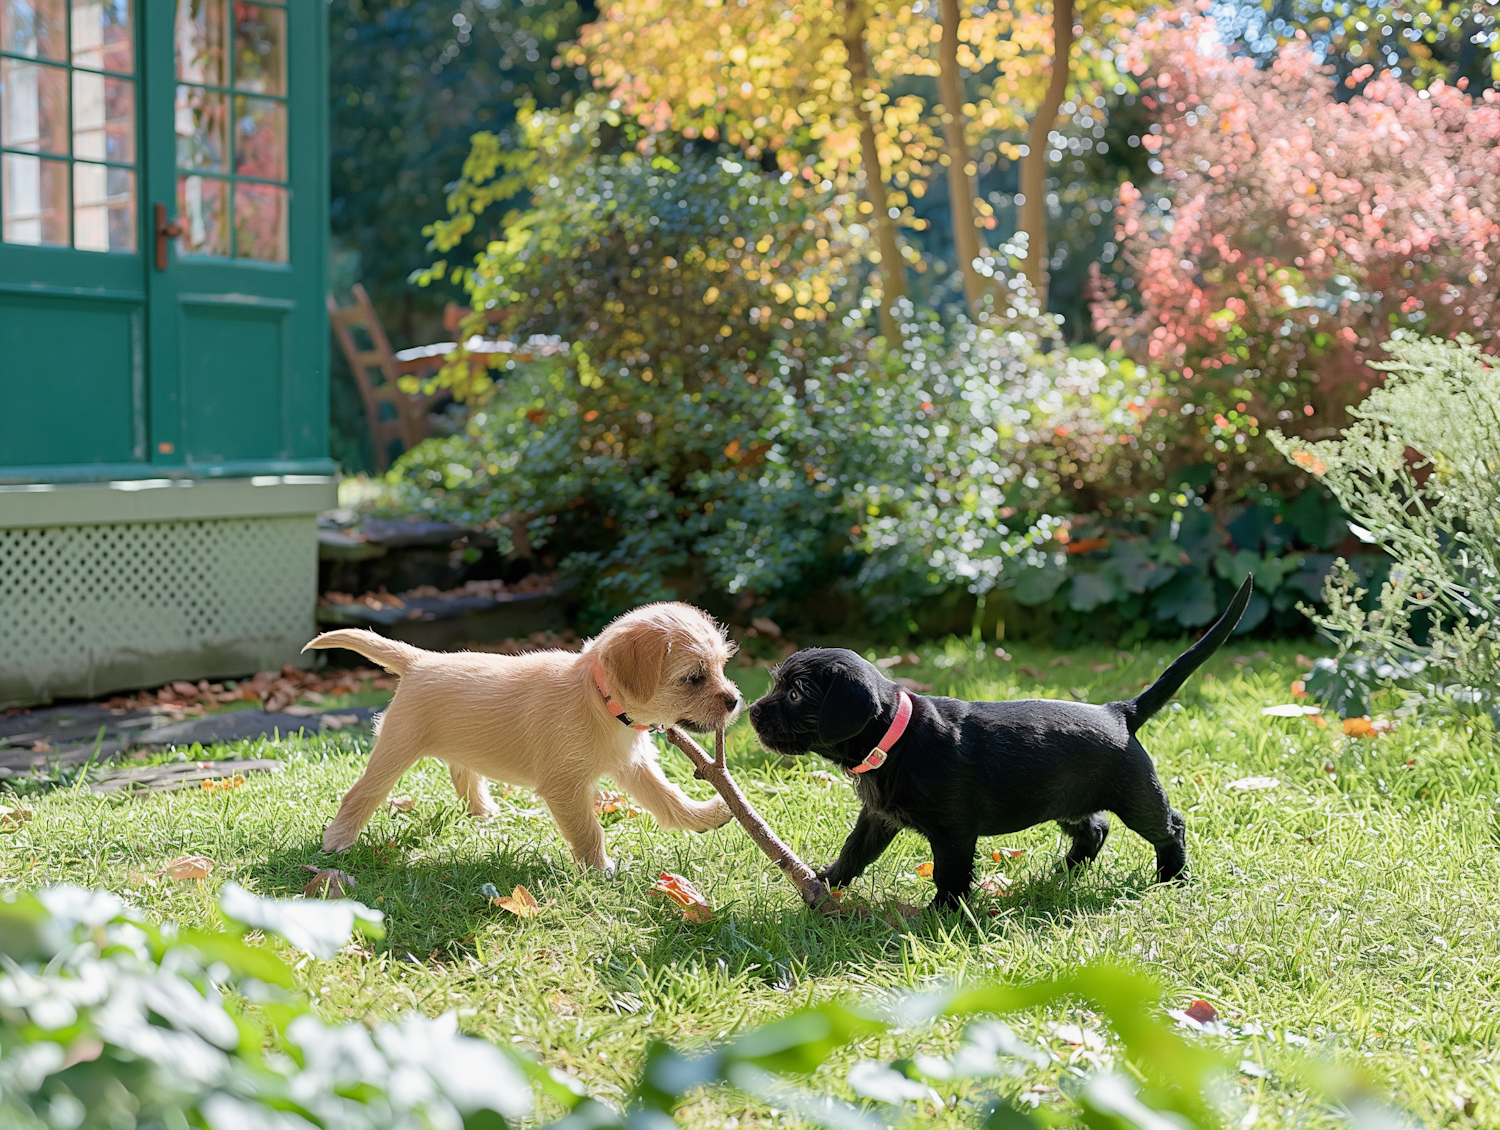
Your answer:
[0,518,318,705]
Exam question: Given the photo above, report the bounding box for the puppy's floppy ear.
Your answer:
[816,670,880,747]
[598,619,670,703]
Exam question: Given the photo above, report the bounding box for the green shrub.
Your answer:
[1272,337,1497,719]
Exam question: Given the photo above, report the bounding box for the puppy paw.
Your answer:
[687,797,732,831]
[322,825,357,853]
[814,865,848,889]
[468,800,500,820]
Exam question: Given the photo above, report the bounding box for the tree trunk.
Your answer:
[843,5,906,343]
[1019,0,1074,307]
[937,0,987,316]
[663,727,834,910]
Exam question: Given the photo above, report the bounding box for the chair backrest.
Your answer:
[327,284,432,472]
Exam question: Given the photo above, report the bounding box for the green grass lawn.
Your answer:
[3,638,1497,1127]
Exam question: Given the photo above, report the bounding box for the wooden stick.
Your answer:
[663,727,834,911]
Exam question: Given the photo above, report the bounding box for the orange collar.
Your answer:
[590,659,650,731]
[848,690,913,775]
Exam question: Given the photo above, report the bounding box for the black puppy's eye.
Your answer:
[788,688,801,703]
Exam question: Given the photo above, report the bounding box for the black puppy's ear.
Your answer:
[816,671,881,748]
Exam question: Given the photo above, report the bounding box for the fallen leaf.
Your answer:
[750,616,782,639]
[650,872,712,922]
[1227,776,1280,792]
[322,713,362,731]
[1290,679,1308,698]
[810,770,842,783]
[1343,716,1395,738]
[993,647,1012,661]
[1090,661,1114,673]
[595,789,640,817]
[875,655,904,669]
[915,862,935,878]
[894,677,932,692]
[0,805,32,829]
[281,704,321,717]
[1185,999,1219,1024]
[993,847,1027,860]
[1261,704,1321,717]
[163,854,214,880]
[492,885,540,918]
[1294,654,1315,670]
[1049,656,1072,668]
[303,865,357,899]
[1020,665,1044,678]
[388,796,416,812]
[977,875,1011,894]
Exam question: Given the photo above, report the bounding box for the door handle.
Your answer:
[154,203,184,270]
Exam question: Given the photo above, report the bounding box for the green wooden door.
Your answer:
[0,0,327,483]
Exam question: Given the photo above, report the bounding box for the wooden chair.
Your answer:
[329,288,560,472]
[327,284,446,472]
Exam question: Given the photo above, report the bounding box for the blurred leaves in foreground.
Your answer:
[0,883,1404,1129]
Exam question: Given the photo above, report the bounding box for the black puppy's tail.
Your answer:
[1117,574,1253,733]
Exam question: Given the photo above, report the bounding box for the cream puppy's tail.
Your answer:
[303,629,423,676]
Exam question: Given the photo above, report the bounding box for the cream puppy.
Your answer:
[304,602,740,871]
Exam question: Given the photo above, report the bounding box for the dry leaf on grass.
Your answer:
[388,796,416,812]
[595,789,640,817]
[200,775,244,792]
[977,876,1012,894]
[302,865,357,899]
[1020,666,1044,678]
[321,713,362,731]
[1290,679,1308,698]
[650,872,712,922]
[162,854,214,881]
[280,704,321,717]
[1049,655,1072,668]
[1184,999,1219,1024]
[915,862,934,878]
[894,677,933,692]
[1090,661,1114,673]
[482,883,540,918]
[993,847,1027,861]
[0,805,32,829]
[1343,716,1396,738]
[1294,654,1315,670]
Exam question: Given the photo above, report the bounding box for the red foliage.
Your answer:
[1092,16,1500,493]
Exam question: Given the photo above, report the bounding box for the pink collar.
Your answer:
[848,690,913,775]
[591,659,649,731]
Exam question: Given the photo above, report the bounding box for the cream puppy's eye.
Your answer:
[683,670,706,685]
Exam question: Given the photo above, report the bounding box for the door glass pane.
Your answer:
[1,58,68,154]
[232,2,282,96]
[70,0,132,75]
[2,151,67,243]
[177,172,227,255]
[72,159,130,249]
[174,84,225,170]
[71,69,131,162]
[175,0,225,86]
[1,0,67,61]
[233,93,281,179]
[233,180,284,262]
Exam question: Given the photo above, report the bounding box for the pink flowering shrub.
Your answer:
[1091,16,1500,496]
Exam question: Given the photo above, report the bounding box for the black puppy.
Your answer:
[748,575,1253,909]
